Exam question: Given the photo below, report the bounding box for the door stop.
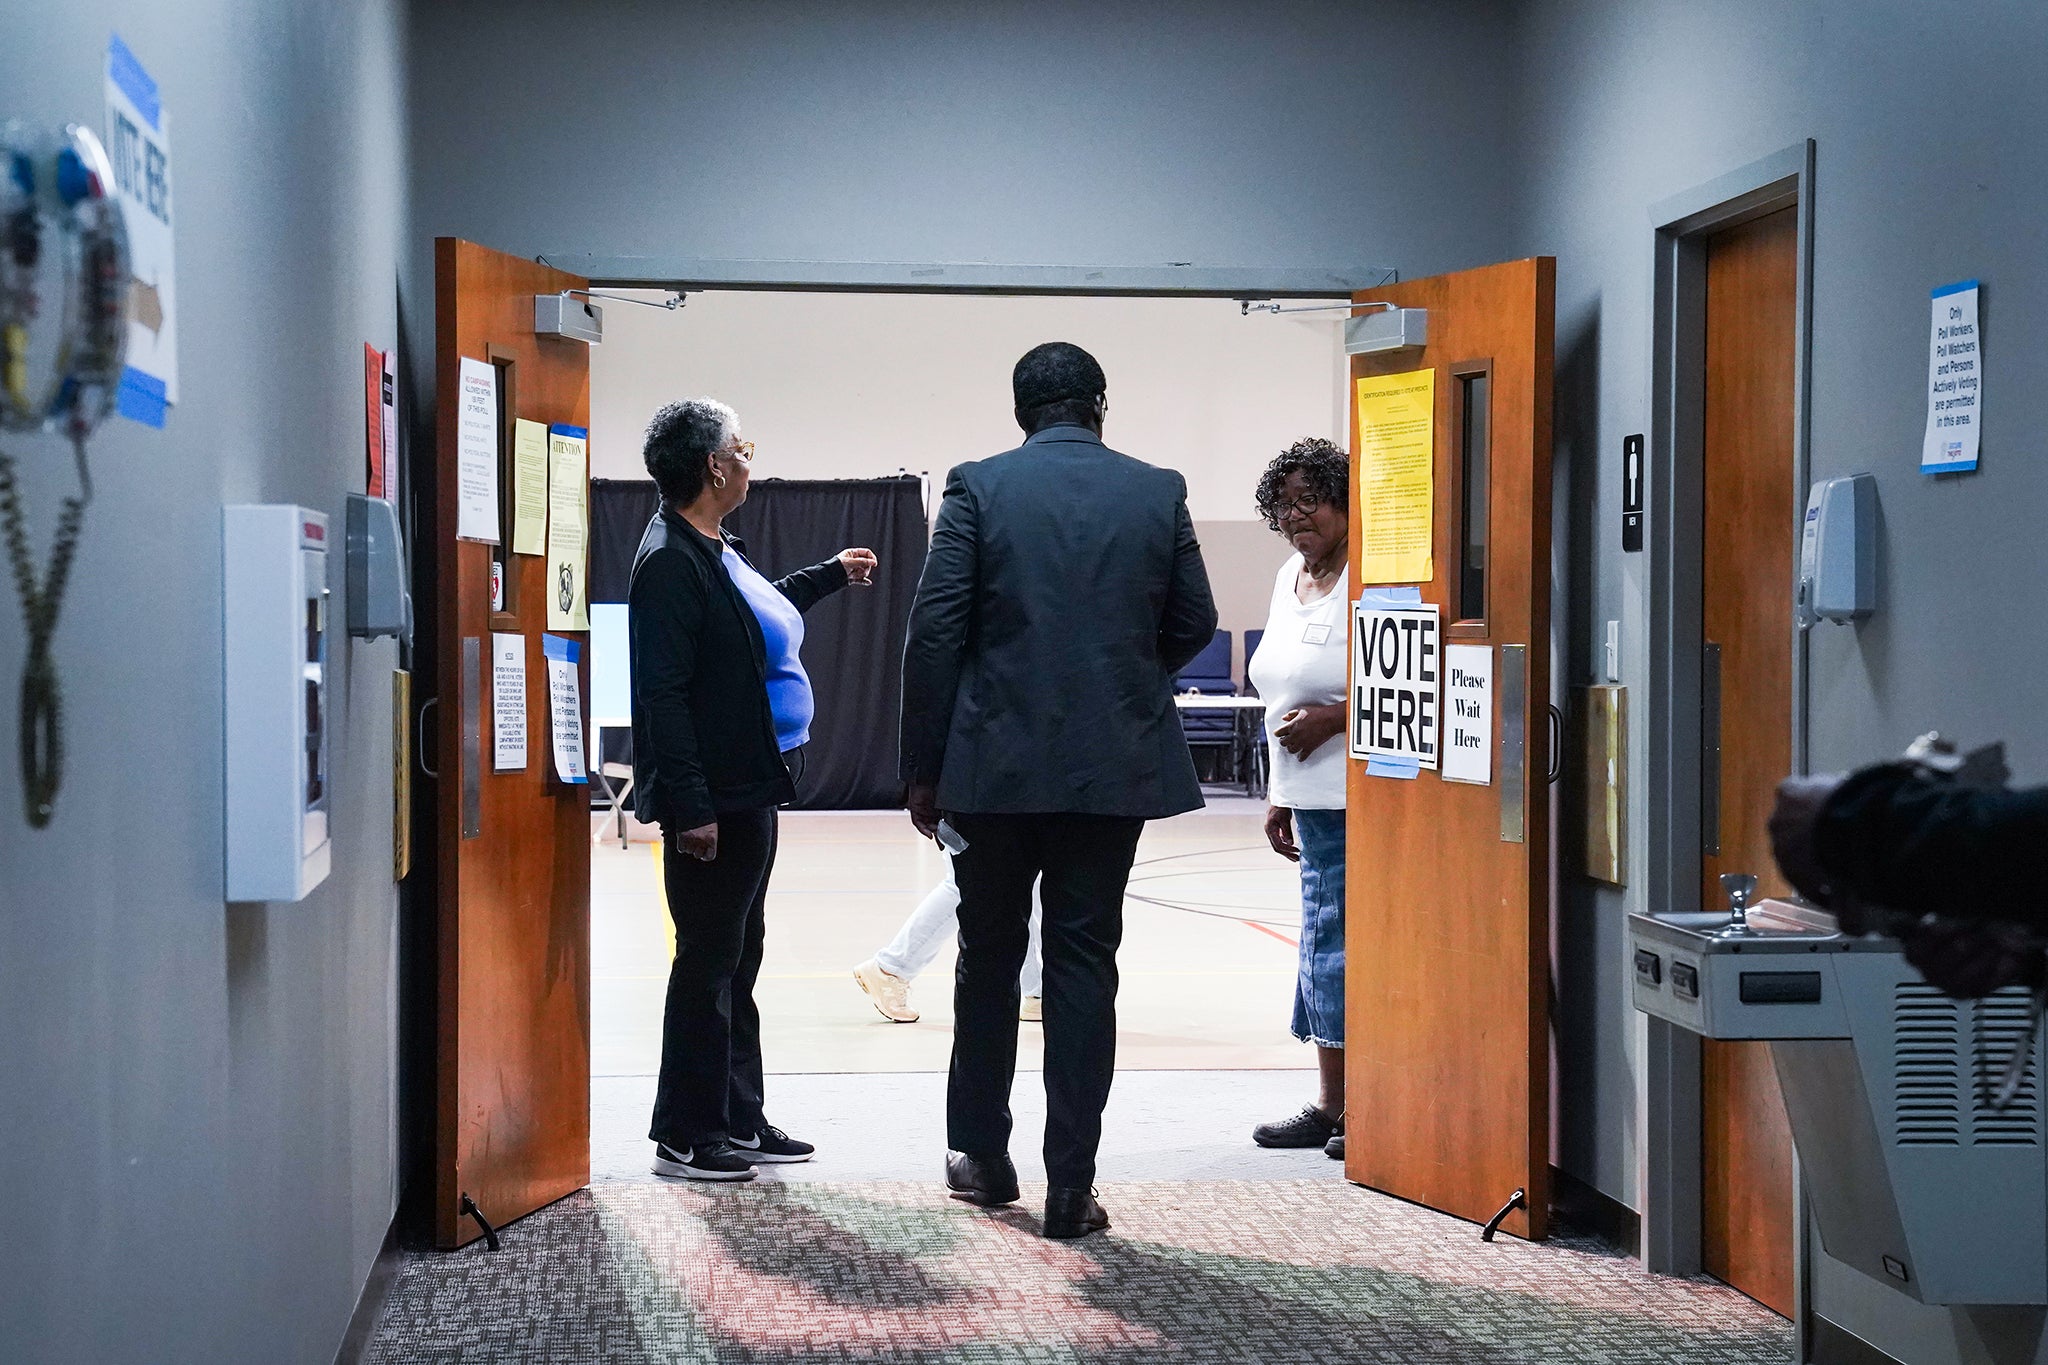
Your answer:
[459,1193,501,1251]
[1480,1188,1527,1242]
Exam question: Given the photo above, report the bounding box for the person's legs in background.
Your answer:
[857,857,961,1021]
[1254,806,1347,1157]
[649,807,778,1179]
[858,855,1047,1023]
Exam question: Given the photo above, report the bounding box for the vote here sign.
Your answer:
[1349,600,1441,768]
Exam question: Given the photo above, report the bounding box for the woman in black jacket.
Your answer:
[629,397,876,1181]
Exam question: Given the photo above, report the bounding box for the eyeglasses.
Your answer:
[721,440,755,464]
[1272,493,1325,522]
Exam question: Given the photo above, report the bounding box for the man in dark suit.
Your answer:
[900,341,1218,1239]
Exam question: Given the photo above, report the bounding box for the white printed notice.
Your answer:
[456,357,501,542]
[105,34,177,426]
[1922,280,1981,474]
[1349,598,1441,772]
[543,634,587,785]
[1440,644,1493,786]
[491,633,526,771]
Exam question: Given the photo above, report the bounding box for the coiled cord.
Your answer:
[0,430,90,827]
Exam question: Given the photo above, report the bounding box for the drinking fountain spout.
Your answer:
[1718,872,1759,937]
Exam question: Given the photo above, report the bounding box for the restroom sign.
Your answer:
[1350,600,1441,768]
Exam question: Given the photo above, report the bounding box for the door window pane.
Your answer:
[1459,371,1490,621]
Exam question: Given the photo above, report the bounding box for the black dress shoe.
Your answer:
[1042,1186,1110,1240]
[945,1150,1019,1207]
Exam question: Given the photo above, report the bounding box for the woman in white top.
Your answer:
[1244,438,1352,1161]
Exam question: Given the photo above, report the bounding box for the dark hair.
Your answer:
[643,398,737,505]
[1254,437,1349,532]
[1012,342,1106,432]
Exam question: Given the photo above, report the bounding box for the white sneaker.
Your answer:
[854,958,919,1022]
[1019,995,1042,1023]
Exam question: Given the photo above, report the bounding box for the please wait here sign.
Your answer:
[1349,600,1440,768]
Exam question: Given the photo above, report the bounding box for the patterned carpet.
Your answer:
[365,1180,1790,1363]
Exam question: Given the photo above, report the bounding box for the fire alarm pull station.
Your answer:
[224,505,333,902]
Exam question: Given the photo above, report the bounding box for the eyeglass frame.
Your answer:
[1272,491,1328,522]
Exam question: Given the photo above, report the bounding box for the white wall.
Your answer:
[591,289,1347,651]
[591,291,1345,515]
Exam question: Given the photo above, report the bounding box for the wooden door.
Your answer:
[426,239,592,1247]
[1699,207,1799,1315]
[1345,258,1554,1239]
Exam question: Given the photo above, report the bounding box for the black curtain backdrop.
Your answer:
[589,475,928,809]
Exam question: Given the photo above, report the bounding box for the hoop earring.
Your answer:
[712,471,728,490]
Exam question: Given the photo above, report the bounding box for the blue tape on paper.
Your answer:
[1357,586,1423,609]
[1921,460,1977,475]
[115,367,167,428]
[1931,279,1979,299]
[107,34,161,131]
[543,633,580,663]
[1366,756,1421,780]
[547,423,589,439]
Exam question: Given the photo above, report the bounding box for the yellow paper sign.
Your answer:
[510,418,550,556]
[1354,369,1436,584]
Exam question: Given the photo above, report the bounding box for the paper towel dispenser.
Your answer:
[1798,473,1878,628]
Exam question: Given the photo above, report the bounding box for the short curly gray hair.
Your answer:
[644,398,740,505]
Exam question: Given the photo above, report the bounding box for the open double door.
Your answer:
[416,239,594,1247]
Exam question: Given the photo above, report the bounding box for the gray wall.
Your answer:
[1515,1,2048,1359]
[0,4,409,1363]
[406,0,1521,283]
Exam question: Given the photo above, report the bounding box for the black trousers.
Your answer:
[649,807,777,1148]
[946,812,1145,1187]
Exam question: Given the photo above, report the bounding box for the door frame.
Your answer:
[1637,139,1815,1319]
[399,254,1390,1239]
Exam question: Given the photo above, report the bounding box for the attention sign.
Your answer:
[1350,600,1441,769]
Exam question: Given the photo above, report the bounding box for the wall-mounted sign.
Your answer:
[1621,433,1645,552]
[104,33,176,427]
[1922,279,1981,475]
[1350,598,1440,771]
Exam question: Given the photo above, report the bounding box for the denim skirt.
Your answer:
[1290,807,1346,1047]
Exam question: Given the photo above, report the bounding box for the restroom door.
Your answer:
[424,238,593,1248]
[1699,207,1799,1314]
[1345,258,1555,1239]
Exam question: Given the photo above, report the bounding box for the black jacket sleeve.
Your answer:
[1818,765,2048,928]
[1157,479,1219,676]
[899,466,978,786]
[773,556,852,613]
[629,547,717,831]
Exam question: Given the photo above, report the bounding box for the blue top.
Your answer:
[721,544,814,752]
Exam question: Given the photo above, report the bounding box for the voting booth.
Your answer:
[1630,899,2046,1306]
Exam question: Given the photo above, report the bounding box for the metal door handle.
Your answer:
[418,697,439,779]
[1546,704,1564,785]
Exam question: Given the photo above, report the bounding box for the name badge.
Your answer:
[1302,623,1333,646]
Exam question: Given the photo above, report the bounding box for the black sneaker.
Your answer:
[651,1141,758,1181]
[1325,1131,1346,1160]
[1253,1105,1341,1149]
[730,1123,815,1164]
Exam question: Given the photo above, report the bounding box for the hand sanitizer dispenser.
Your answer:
[224,505,333,902]
[1797,474,1878,628]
